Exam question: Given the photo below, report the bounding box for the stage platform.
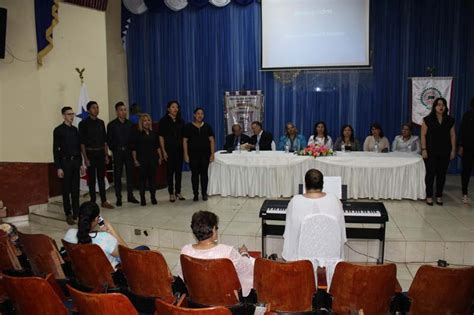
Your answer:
[14,173,473,291]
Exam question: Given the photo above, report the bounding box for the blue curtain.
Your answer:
[126,0,474,173]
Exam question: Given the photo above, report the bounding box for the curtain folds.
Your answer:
[126,0,474,173]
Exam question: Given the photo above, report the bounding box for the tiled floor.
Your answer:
[15,173,474,291]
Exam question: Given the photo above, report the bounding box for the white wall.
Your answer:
[0,0,109,162]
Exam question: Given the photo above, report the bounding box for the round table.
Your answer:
[208,151,426,200]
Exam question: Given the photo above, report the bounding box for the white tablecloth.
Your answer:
[208,151,426,200]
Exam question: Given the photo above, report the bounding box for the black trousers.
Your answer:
[189,153,210,196]
[113,149,134,200]
[86,150,107,203]
[461,149,474,195]
[138,159,157,198]
[166,149,183,195]
[61,158,81,217]
[424,153,450,198]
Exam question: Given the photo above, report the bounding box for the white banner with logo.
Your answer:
[224,91,264,137]
[411,77,453,125]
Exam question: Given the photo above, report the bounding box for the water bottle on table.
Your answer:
[374,142,379,153]
[284,144,290,153]
[236,142,241,154]
[256,142,260,154]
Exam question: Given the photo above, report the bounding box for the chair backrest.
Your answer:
[297,213,343,286]
[119,245,174,299]
[0,231,22,272]
[61,239,115,289]
[155,297,232,315]
[180,254,241,306]
[329,262,397,315]
[2,274,68,315]
[18,232,65,279]
[408,265,474,315]
[253,258,316,312]
[68,285,138,315]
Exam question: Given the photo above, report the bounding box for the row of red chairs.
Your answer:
[1,231,473,315]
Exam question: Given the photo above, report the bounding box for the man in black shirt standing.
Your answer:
[107,102,139,206]
[53,107,85,225]
[79,101,114,209]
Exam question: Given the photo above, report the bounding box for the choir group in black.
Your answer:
[53,97,474,224]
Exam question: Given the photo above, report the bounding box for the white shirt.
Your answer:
[178,243,255,297]
[391,135,421,154]
[282,194,347,261]
[64,229,120,269]
[307,135,333,149]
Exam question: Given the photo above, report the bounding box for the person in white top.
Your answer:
[392,123,421,153]
[307,121,333,149]
[363,122,390,152]
[282,169,347,261]
[178,211,255,297]
[63,201,131,269]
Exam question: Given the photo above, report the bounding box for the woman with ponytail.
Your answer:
[63,201,128,268]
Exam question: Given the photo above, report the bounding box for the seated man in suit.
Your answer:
[223,124,250,151]
[245,121,273,151]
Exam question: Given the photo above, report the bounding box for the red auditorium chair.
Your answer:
[329,262,397,315]
[61,239,116,290]
[253,258,316,312]
[18,232,65,279]
[68,284,138,315]
[155,294,232,315]
[2,274,68,315]
[180,254,241,306]
[407,265,474,315]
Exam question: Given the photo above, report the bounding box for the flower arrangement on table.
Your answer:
[297,144,333,158]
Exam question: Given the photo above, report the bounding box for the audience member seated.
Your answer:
[245,121,273,151]
[282,169,347,261]
[223,124,250,151]
[177,210,255,297]
[278,122,307,152]
[307,121,333,149]
[392,123,420,153]
[363,122,390,152]
[63,201,129,269]
[334,124,361,151]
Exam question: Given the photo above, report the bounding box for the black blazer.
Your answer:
[223,133,251,151]
[249,131,273,151]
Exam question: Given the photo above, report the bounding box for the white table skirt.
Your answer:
[208,151,426,200]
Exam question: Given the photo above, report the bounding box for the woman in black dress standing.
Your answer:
[132,114,162,206]
[183,107,215,201]
[159,101,185,203]
[421,97,456,206]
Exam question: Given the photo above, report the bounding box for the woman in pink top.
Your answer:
[178,211,255,297]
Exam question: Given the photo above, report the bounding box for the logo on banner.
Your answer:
[420,87,442,108]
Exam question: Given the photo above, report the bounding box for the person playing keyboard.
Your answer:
[282,169,347,261]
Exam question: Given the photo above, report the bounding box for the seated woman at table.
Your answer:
[278,122,307,152]
[308,121,333,149]
[363,122,390,152]
[282,169,347,261]
[177,210,255,297]
[334,124,361,151]
[392,123,420,153]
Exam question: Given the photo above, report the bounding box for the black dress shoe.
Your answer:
[128,196,139,204]
[435,198,443,205]
[151,197,157,205]
[66,215,75,225]
[193,195,199,201]
[202,195,208,201]
[169,195,176,203]
[140,196,146,206]
[116,199,122,207]
[426,199,433,206]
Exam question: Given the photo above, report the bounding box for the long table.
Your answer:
[208,151,426,200]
